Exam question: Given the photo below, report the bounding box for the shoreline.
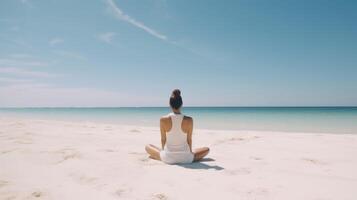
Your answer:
[0,116,356,135]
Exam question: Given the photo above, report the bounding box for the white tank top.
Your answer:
[164,113,191,152]
[160,113,193,164]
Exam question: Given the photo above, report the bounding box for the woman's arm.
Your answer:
[186,117,193,152]
[160,117,167,149]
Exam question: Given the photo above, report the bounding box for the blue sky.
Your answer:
[0,0,356,107]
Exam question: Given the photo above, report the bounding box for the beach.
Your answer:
[1,117,356,200]
[1,0,356,198]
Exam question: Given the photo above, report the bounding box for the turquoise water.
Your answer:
[1,107,357,134]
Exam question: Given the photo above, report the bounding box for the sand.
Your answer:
[0,118,357,200]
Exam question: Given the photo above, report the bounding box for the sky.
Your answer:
[0,0,356,107]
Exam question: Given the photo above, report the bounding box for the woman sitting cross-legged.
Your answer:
[145,89,210,164]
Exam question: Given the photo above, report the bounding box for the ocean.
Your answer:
[1,107,357,134]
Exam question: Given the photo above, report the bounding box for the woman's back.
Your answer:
[160,112,194,164]
[164,113,190,152]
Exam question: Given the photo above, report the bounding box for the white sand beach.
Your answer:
[0,118,357,200]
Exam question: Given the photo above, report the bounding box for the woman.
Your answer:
[145,89,210,164]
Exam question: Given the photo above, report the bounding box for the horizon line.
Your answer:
[1,106,357,109]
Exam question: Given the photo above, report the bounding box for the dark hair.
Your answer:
[169,89,183,109]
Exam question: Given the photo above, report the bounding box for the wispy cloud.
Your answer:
[0,67,58,78]
[0,84,131,107]
[49,38,64,46]
[98,32,116,44]
[0,77,33,84]
[105,0,167,41]
[0,58,48,67]
[104,0,206,58]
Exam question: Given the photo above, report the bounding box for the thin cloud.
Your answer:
[0,67,58,78]
[106,0,167,41]
[98,32,116,44]
[49,38,64,46]
[0,77,33,84]
[0,84,131,107]
[104,0,206,58]
[0,58,48,67]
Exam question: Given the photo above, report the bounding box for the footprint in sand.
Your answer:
[31,191,43,198]
[152,193,168,200]
[78,175,97,184]
[114,186,132,197]
[0,149,17,154]
[230,137,246,141]
[69,173,98,185]
[102,149,116,152]
[0,180,9,188]
[129,129,141,133]
[115,188,126,196]
[302,158,327,165]
[14,138,33,144]
[139,157,151,162]
[53,149,81,164]
[250,156,263,161]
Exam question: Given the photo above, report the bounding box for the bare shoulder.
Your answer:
[160,115,171,123]
[183,115,193,124]
[182,115,193,133]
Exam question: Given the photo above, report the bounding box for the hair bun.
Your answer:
[170,89,183,109]
[172,89,181,97]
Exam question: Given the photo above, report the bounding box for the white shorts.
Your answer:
[160,151,194,164]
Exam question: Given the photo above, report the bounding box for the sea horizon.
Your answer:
[1,106,357,108]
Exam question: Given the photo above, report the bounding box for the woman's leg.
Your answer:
[193,147,210,162]
[145,144,161,160]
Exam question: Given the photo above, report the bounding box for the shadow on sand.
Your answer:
[177,158,224,170]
